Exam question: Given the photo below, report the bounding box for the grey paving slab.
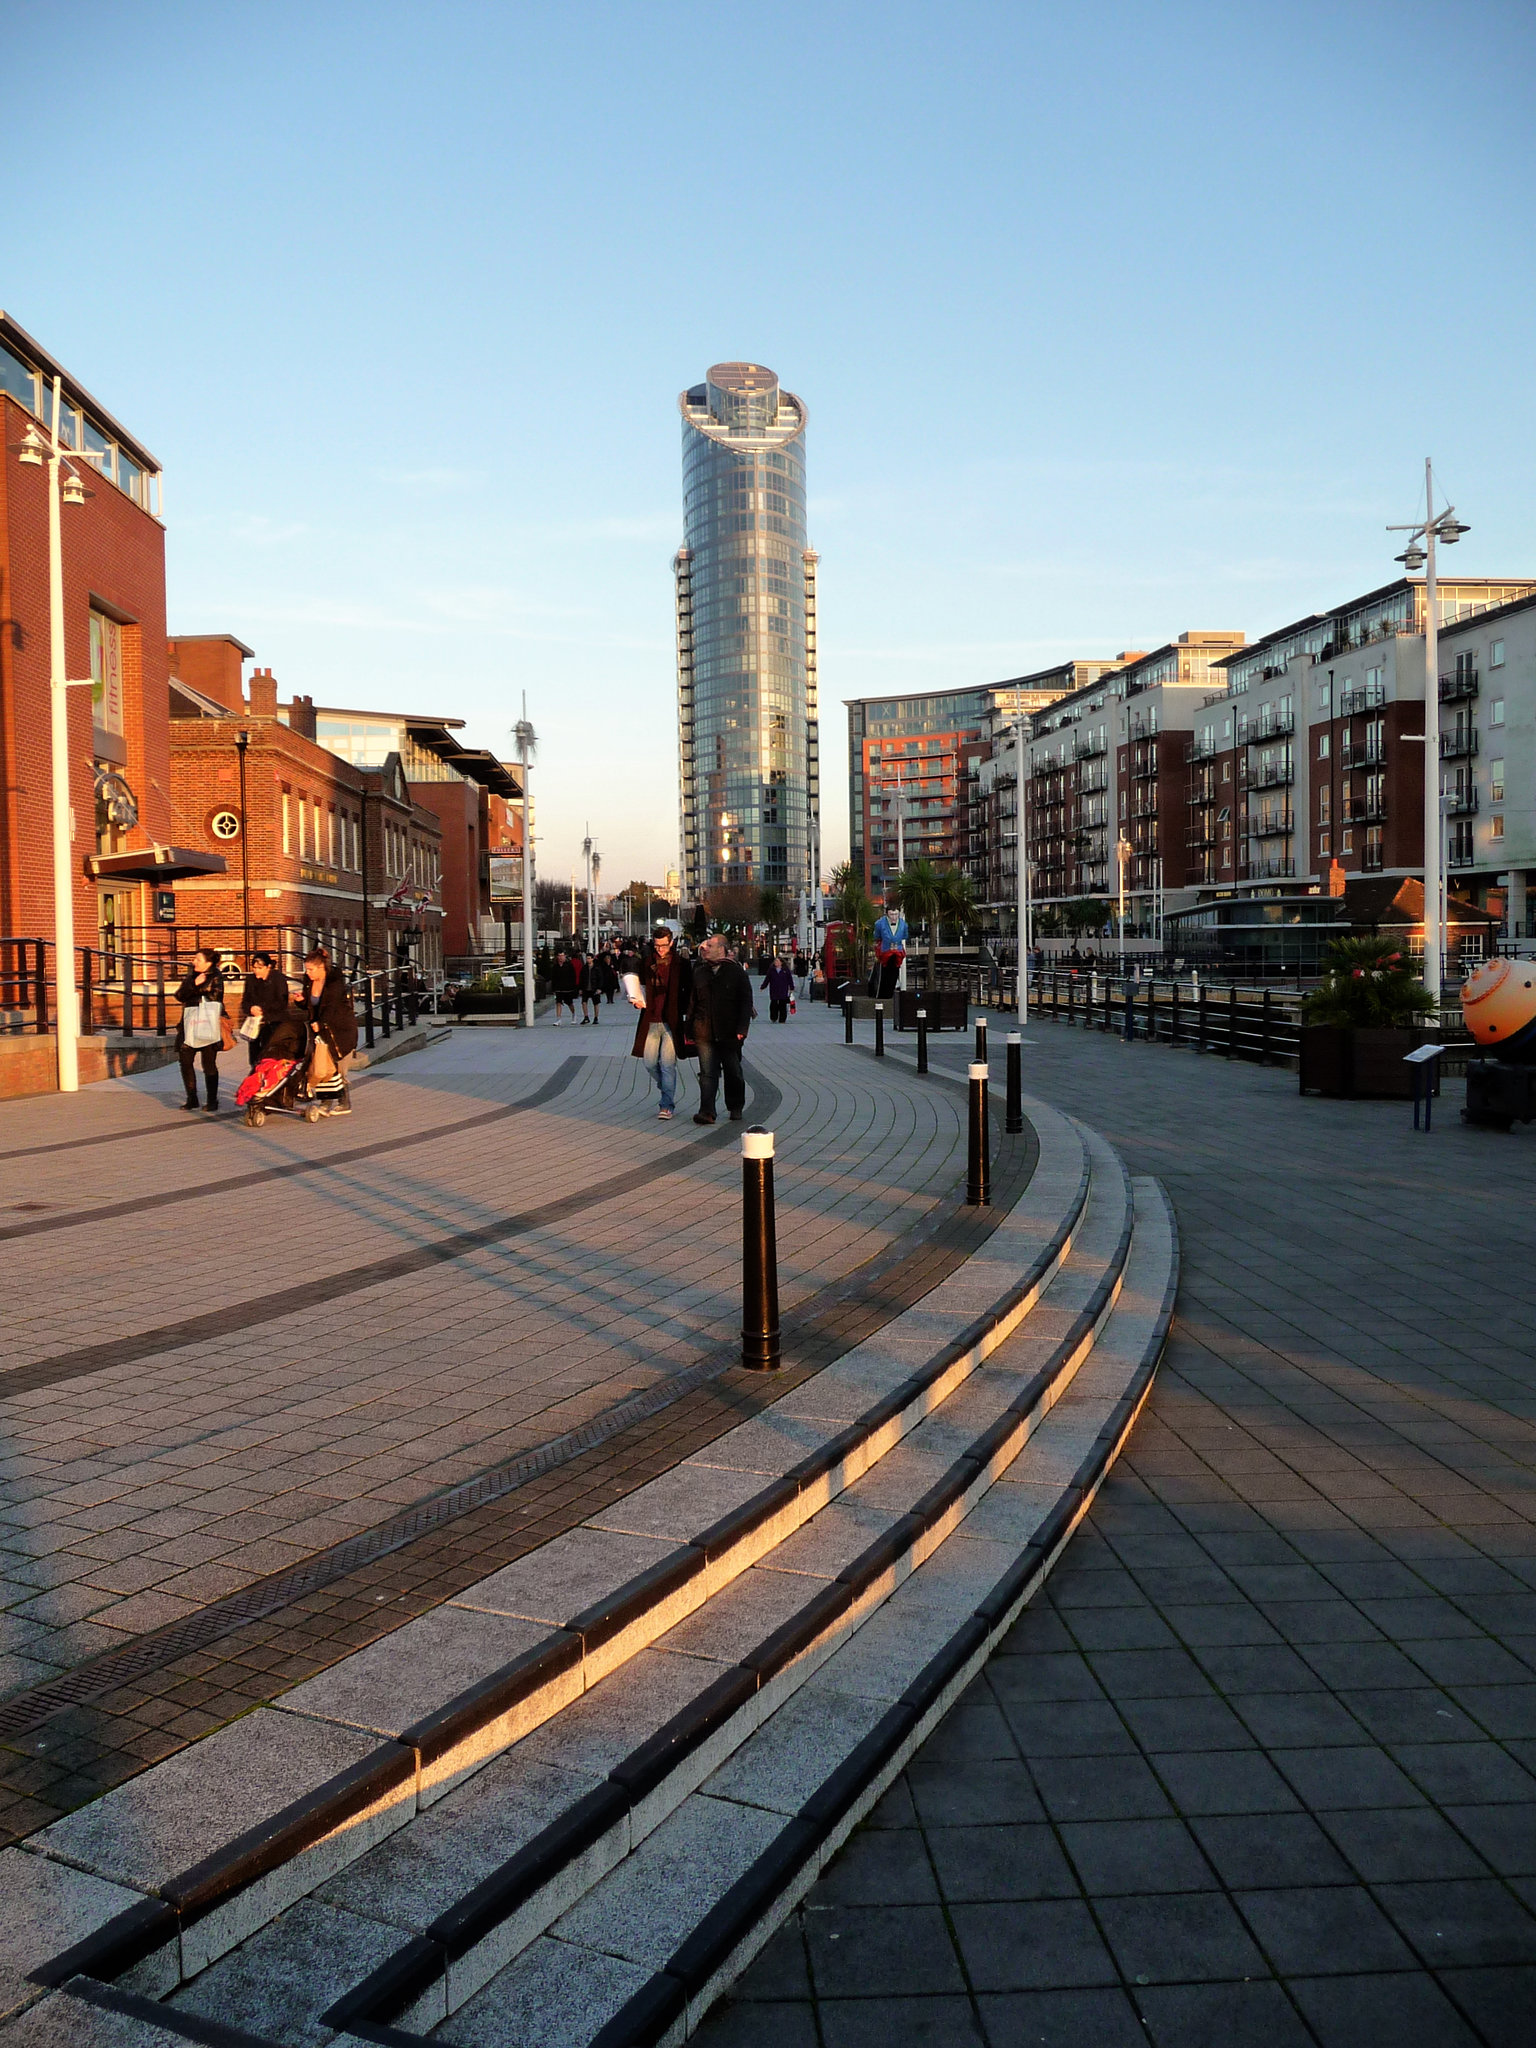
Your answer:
[170,1898,405,2044]
[277,1604,551,1737]
[0,1849,144,2024]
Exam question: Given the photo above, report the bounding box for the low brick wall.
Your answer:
[0,1033,181,1100]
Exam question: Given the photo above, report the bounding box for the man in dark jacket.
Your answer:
[629,927,691,1119]
[552,948,579,1024]
[690,934,752,1124]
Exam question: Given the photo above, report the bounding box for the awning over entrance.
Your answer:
[86,846,228,883]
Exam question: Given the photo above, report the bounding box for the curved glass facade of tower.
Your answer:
[675,362,818,904]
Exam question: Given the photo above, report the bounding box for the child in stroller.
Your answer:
[235,1001,320,1126]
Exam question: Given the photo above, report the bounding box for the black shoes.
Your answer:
[729,1111,744,1121]
[181,1097,199,1112]
[693,1112,716,1125]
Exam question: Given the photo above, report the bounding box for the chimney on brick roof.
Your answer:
[247,668,278,716]
[167,633,253,713]
[287,693,317,740]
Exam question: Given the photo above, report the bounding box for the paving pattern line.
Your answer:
[0,1067,782,1406]
[0,1056,589,1243]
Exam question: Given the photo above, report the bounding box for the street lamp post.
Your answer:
[514,704,537,1030]
[18,379,95,1092]
[1390,460,1468,1007]
[1013,716,1030,1022]
[235,729,252,960]
[1116,835,1130,978]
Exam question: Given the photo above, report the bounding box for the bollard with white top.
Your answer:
[967,1062,991,1206]
[874,1001,884,1057]
[1006,1031,1023,1134]
[740,1127,781,1369]
[916,1005,928,1075]
[974,1013,987,1065]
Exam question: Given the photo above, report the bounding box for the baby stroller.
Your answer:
[235,1016,321,1127]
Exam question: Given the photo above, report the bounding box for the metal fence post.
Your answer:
[874,1002,885,1058]
[967,1062,991,1206]
[156,963,167,1037]
[364,974,376,1050]
[80,949,94,1037]
[37,941,49,1036]
[1197,983,1207,1055]
[380,972,392,1040]
[916,1006,928,1075]
[844,995,854,1045]
[741,1127,781,1369]
[1171,980,1180,1049]
[1123,979,1134,1043]
[1228,985,1238,1061]
[1006,1032,1023,1134]
[122,956,135,1037]
[1261,989,1273,1067]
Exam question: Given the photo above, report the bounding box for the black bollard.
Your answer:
[156,964,167,1038]
[974,1014,987,1064]
[1006,1032,1023,1134]
[363,975,376,1050]
[874,1002,885,1057]
[844,995,854,1045]
[916,1006,928,1076]
[967,1062,991,1206]
[741,1126,781,1369]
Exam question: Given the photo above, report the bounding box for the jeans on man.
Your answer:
[643,1022,678,1110]
[695,1034,745,1118]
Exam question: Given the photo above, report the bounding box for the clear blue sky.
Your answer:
[6,0,1533,888]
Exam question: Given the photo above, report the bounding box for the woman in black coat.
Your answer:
[174,949,228,1114]
[300,951,359,1116]
[240,952,289,1068]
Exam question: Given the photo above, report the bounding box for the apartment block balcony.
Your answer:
[1240,856,1297,880]
[1339,681,1387,716]
[1338,739,1385,769]
[1441,728,1479,760]
[1447,844,1476,869]
[1343,795,1389,824]
[1185,737,1219,764]
[1445,787,1480,817]
[1187,780,1217,808]
[1186,825,1218,850]
[1074,732,1108,759]
[1130,796,1159,820]
[1077,765,1109,795]
[1237,708,1295,744]
[1130,757,1160,780]
[1250,809,1294,837]
[1363,845,1385,872]
[1243,761,1295,791]
[1440,669,1479,703]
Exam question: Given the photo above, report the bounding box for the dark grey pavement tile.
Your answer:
[728,1921,811,1999]
[1058,1817,1214,1896]
[805,1904,966,1999]
[1288,1968,1476,2036]
[1190,1811,1352,1889]
[1199,1532,1302,1569]
[1340,1688,1484,1745]
[696,1998,820,2046]
[1095,1890,1267,1984]
[1391,1741,1536,1806]
[864,1779,917,1829]
[1355,1597,1485,1640]
[1436,1965,1536,2048]
[1047,1565,1146,1609]
[907,1759,1046,1828]
[1133,1979,1314,2048]
[949,1898,1118,1991]
[1086,1647,1215,1698]
[926,1823,1078,1904]
[995,1695,1136,1758]
[1443,1803,1536,1875]
[819,1995,984,2046]
[1273,1745,1427,1811]
[1236,1882,1417,1974]
[1373,1879,1536,1969]
[986,1653,1105,1704]
[1192,1643,1326,1692]
[1227,1565,1341,1604]
[1028,1753,1173,1823]
[1318,1561,1430,1600]
[818,1828,940,1906]
[1320,1806,1492,1883]
[1127,1567,1248,1606]
[996,1606,1076,1656]
[1263,1599,1385,1644]
[1229,1689,1366,1748]
[978,1987,1146,2047]
[1448,1684,1536,1738]
[1150,1748,1300,1816]
[1115,1694,1254,1753]
[1064,1607,1177,1652]
[1300,1640,1433,1688]
[920,1692,1018,1763]
[1159,1603,1281,1648]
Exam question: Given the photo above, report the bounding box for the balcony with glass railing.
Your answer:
[1440,669,1479,704]
[1441,728,1479,759]
[1338,680,1387,717]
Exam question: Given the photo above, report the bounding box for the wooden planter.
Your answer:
[1299,1025,1438,1100]
[897,989,970,1031]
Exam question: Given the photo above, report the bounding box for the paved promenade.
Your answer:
[0,1005,1035,1844]
[703,1009,1536,2047]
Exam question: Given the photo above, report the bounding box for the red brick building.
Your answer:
[167,639,444,976]
[0,314,222,964]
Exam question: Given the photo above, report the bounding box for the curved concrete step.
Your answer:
[2,1104,1093,2033]
[120,1145,1160,2046]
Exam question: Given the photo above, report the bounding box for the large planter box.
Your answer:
[897,989,970,1031]
[453,992,523,1021]
[1299,1025,1439,1100]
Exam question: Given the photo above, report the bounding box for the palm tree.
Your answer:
[831,863,877,981]
[937,866,976,955]
[895,858,944,983]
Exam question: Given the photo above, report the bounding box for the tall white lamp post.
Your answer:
[1013,716,1031,1021]
[513,703,537,1029]
[19,381,95,1093]
[1389,461,1468,1006]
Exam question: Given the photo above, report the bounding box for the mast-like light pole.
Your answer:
[1013,715,1030,1021]
[1390,461,1468,1006]
[514,702,537,1029]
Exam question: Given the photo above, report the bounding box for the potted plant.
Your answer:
[1299,937,1438,1099]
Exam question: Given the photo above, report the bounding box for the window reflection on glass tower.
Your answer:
[675,362,819,906]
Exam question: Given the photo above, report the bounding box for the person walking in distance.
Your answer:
[301,949,358,1115]
[762,953,794,1024]
[574,945,595,1025]
[175,947,230,1113]
[691,932,752,1123]
[629,925,691,1120]
[552,946,578,1025]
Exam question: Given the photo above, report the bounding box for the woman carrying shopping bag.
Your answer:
[301,949,359,1116]
[175,948,232,1114]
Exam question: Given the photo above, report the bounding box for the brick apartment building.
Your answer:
[1436,591,1536,937]
[0,314,223,964]
[167,637,445,974]
[308,706,522,962]
[847,673,1099,897]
